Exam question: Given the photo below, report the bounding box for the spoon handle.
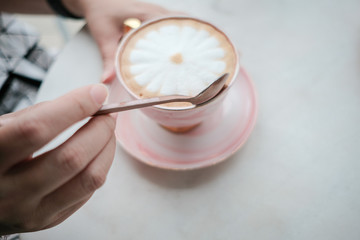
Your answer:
[94,95,192,115]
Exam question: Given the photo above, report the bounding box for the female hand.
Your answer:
[64,0,180,82]
[0,84,116,234]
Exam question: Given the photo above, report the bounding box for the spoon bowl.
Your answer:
[189,73,229,105]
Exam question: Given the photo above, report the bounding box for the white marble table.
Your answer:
[22,0,360,239]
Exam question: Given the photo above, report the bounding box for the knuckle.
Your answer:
[71,95,90,117]
[17,119,47,145]
[98,115,116,133]
[81,170,107,193]
[88,116,115,142]
[57,146,86,172]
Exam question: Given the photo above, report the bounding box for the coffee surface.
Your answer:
[119,18,237,107]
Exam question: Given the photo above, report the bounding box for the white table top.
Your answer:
[23,0,360,239]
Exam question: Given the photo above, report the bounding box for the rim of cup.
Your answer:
[115,16,240,112]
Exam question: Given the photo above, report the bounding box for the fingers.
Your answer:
[0,84,108,170]
[40,134,115,231]
[85,16,123,83]
[9,114,115,198]
[0,105,116,234]
[92,26,122,83]
[40,134,115,218]
[100,39,118,83]
[87,1,177,83]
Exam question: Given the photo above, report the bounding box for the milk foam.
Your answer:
[128,25,226,96]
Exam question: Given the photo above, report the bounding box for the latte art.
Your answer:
[118,18,237,107]
[129,25,226,96]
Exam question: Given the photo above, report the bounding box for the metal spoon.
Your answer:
[94,73,229,116]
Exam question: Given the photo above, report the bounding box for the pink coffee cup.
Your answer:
[115,16,240,133]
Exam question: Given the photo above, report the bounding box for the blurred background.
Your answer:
[0,15,85,115]
[15,15,84,54]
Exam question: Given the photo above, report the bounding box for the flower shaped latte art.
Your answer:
[129,25,227,96]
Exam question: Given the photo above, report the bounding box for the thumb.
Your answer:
[101,58,116,84]
[99,35,122,83]
[0,84,109,166]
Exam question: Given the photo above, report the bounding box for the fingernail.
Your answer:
[90,84,109,105]
[101,67,115,83]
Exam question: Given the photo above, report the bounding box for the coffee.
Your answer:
[118,17,238,108]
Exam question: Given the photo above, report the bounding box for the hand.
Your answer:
[0,84,116,235]
[64,0,180,83]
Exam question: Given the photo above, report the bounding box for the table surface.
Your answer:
[22,0,360,239]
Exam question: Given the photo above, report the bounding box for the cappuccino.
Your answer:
[118,17,238,108]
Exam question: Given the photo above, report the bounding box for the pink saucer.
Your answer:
[113,67,257,170]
